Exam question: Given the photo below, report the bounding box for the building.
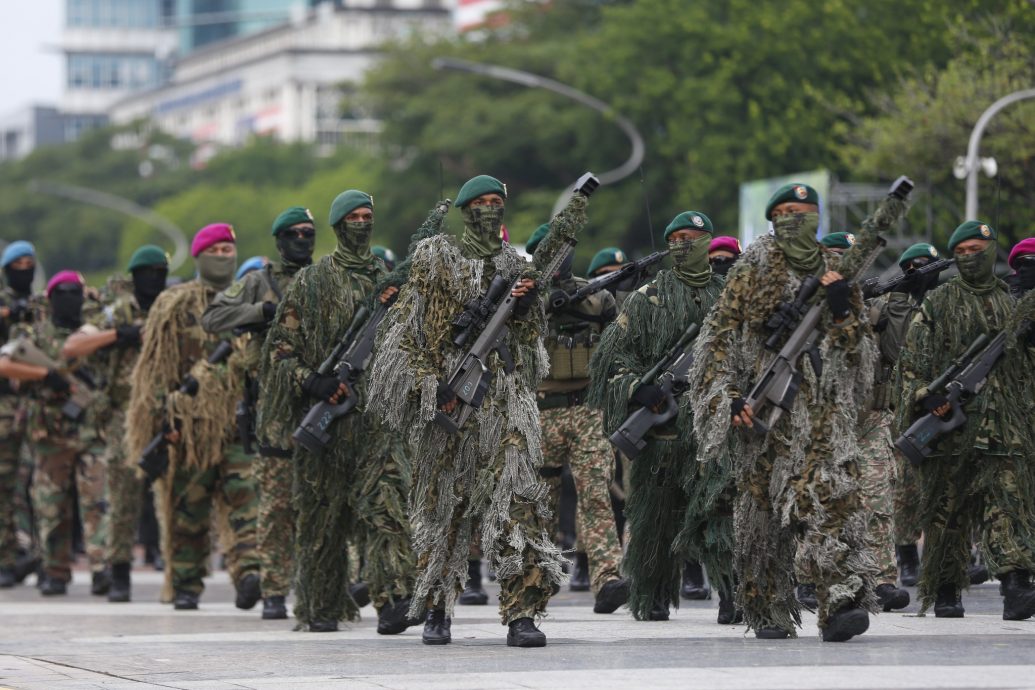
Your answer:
[176,0,322,54]
[109,1,450,151]
[0,106,72,162]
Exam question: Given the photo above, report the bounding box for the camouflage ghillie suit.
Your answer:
[896,280,1035,611]
[366,197,588,624]
[688,199,907,635]
[126,280,260,600]
[539,277,622,594]
[203,262,298,600]
[590,269,728,619]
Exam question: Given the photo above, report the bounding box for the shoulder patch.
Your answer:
[224,281,245,298]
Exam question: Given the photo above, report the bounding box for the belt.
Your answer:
[536,389,587,410]
[259,444,293,459]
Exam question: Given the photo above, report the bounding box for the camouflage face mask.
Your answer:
[955,242,997,290]
[668,235,712,287]
[772,212,822,274]
[460,205,504,259]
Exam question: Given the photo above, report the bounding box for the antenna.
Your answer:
[639,165,656,251]
[439,159,445,201]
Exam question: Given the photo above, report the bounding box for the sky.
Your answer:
[0,2,64,115]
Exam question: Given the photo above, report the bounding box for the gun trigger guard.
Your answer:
[496,343,515,374]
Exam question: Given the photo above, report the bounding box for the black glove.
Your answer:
[631,383,665,410]
[825,279,851,320]
[303,373,342,402]
[436,381,457,407]
[114,324,142,348]
[513,283,539,317]
[731,397,747,418]
[262,301,278,323]
[921,393,950,416]
[181,375,199,397]
[43,369,70,394]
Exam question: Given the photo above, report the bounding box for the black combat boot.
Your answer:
[822,604,869,642]
[309,619,338,632]
[593,578,629,614]
[681,560,711,600]
[717,588,743,624]
[507,617,546,647]
[107,562,131,603]
[647,596,670,621]
[796,583,817,610]
[262,596,288,620]
[875,583,910,612]
[459,559,489,605]
[422,609,451,645]
[377,597,415,635]
[348,581,371,608]
[569,552,590,592]
[0,568,15,588]
[39,576,67,596]
[933,584,964,618]
[173,590,199,610]
[12,551,39,584]
[234,573,261,610]
[896,544,920,587]
[1000,570,1035,621]
[91,569,111,596]
[754,626,790,639]
[968,563,989,585]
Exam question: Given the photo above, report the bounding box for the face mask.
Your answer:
[669,235,712,287]
[132,266,168,310]
[955,243,997,290]
[460,205,504,259]
[772,212,822,274]
[332,219,375,271]
[196,253,237,291]
[1015,260,1035,291]
[276,230,315,268]
[50,287,84,330]
[709,257,736,276]
[4,265,34,295]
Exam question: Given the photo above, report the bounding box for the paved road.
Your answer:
[1,567,1034,689]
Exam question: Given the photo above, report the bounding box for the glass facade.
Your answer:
[178,0,322,54]
[67,53,161,90]
[66,0,161,28]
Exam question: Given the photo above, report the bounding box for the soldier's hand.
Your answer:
[262,301,278,322]
[436,381,457,413]
[304,373,347,403]
[379,286,399,304]
[631,383,665,413]
[115,324,142,348]
[43,369,71,394]
[922,393,952,419]
[731,397,754,428]
[164,428,181,445]
[512,278,535,298]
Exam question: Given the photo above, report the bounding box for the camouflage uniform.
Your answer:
[202,262,299,599]
[539,277,622,594]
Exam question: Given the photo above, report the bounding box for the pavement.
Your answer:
[1,567,1035,690]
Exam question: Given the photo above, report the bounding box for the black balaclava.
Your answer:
[50,284,84,330]
[276,226,316,270]
[1014,257,1035,294]
[4,264,34,296]
[132,266,168,311]
[709,256,736,277]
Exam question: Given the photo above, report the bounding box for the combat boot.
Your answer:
[647,597,670,621]
[348,581,371,608]
[1000,570,1035,621]
[309,619,338,632]
[681,560,711,600]
[422,609,451,645]
[262,596,287,620]
[234,572,261,610]
[459,559,489,605]
[754,626,790,639]
[796,583,817,610]
[173,590,199,610]
[91,569,111,596]
[107,562,131,603]
[12,551,39,584]
[0,568,15,588]
[569,552,590,592]
[717,588,743,625]
[506,617,546,647]
[39,576,67,596]
[968,563,989,585]
[875,583,910,612]
[377,597,415,635]
[896,544,920,587]
[593,578,629,614]
[933,584,964,618]
[822,604,869,642]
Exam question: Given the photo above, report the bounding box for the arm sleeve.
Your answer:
[201,273,267,335]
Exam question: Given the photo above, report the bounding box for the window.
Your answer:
[67,53,158,90]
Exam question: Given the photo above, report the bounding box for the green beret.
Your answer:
[898,242,940,266]
[272,206,315,236]
[820,232,855,250]
[664,211,713,241]
[587,247,629,276]
[948,220,996,253]
[456,175,507,209]
[127,244,169,272]
[525,223,550,255]
[328,190,373,227]
[764,183,819,220]
[371,245,396,266]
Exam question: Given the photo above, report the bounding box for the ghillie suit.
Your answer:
[688,197,907,636]
[126,280,259,602]
[896,279,1035,612]
[588,269,729,619]
[365,195,589,624]
[261,202,448,626]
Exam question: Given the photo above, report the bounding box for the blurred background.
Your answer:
[0,0,1033,282]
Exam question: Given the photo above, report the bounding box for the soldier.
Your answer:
[688,182,909,641]
[125,224,262,610]
[526,225,629,615]
[1006,238,1035,298]
[0,241,39,587]
[372,246,397,271]
[366,174,589,647]
[707,236,742,277]
[587,247,634,308]
[0,271,107,595]
[896,221,1035,620]
[590,211,735,624]
[62,245,170,602]
[201,206,315,620]
[262,191,418,634]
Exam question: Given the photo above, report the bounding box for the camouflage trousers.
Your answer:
[256,449,294,598]
[102,408,143,565]
[293,418,414,625]
[857,409,898,585]
[893,449,923,545]
[166,443,260,595]
[0,410,23,570]
[31,432,107,580]
[541,403,622,593]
